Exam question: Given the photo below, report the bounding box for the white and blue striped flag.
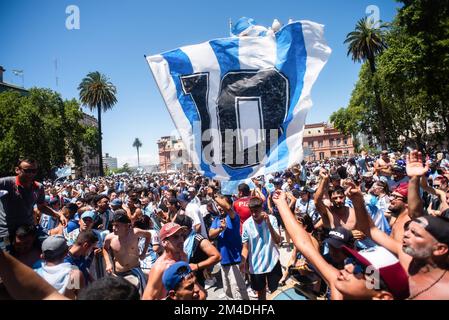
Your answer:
[146,19,331,181]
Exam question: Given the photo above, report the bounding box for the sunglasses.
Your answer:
[389,194,405,201]
[433,184,441,188]
[20,168,38,174]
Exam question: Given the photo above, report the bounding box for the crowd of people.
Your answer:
[1,148,449,300]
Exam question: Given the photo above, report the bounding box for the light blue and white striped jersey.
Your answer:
[139,230,160,270]
[242,215,280,274]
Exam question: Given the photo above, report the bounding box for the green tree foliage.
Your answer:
[110,163,132,175]
[0,88,97,178]
[332,0,449,151]
[344,17,388,149]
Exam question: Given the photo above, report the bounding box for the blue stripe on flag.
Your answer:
[209,38,240,78]
[162,49,214,176]
[210,38,254,180]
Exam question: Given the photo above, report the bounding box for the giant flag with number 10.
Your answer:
[146,20,331,181]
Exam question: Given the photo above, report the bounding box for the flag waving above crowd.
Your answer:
[146,18,331,181]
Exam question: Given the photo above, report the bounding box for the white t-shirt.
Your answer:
[185,202,208,238]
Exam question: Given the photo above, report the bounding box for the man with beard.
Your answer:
[273,190,410,300]
[388,183,411,242]
[314,169,357,231]
[352,150,449,299]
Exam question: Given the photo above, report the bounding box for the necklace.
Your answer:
[407,270,447,300]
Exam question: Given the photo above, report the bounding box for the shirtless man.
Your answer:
[353,150,449,299]
[102,210,152,296]
[314,168,357,231]
[374,150,393,182]
[142,222,206,300]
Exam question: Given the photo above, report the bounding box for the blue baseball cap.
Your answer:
[162,261,193,292]
[81,210,96,221]
[177,193,189,203]
[111,198,123,206]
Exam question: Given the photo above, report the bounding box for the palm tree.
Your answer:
[78,72,117,176]
[133,138,142,168]
[345,17,388,149]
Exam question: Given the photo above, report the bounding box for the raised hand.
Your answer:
[272,190,288,207]
[344,179,362,198]
[319,168,329,179]
[406,150,429,177]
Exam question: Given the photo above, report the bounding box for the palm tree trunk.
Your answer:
[137,147,140,168]
[97,105,104,176]
[369,58,387,150]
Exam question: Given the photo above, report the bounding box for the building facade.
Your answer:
[157,136,193,172]
[76,113,100,177]
[302,122,355,161]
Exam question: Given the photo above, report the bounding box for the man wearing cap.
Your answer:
[183,194,208,239]
[102,210,152,296]
[295,188,322,230]
[143,222,196,300]
[162,261,205,300]
[389,164,409,191]
[324,227,355,269]
[349,151,449,299]
[34,235,84,299]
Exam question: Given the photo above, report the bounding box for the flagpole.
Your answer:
[229,18,232,36]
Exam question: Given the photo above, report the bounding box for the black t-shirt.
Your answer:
[189,234,208,287]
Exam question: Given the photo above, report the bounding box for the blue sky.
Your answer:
[0,0,401,167]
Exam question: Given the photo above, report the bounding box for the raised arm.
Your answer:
[406,150,428,219]
[272,191,339,287]
[313,169,332,227]
[344,181,402,256]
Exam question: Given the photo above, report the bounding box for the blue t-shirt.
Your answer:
[211,213,242,265]
[66,219,80,233]
[64,253,92,285]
